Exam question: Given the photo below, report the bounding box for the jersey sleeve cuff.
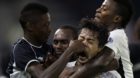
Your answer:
[24,59,39,71]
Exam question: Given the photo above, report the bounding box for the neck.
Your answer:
[24,33,43,47]
[108,23,121,31]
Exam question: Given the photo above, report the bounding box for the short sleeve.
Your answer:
[105,33,120,59]
[106,29,133,78]
[14,44,39,71]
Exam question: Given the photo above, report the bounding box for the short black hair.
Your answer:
[81,21,109,47]
[113,0,133,28]
[59,25,78,40]
[19,2,49,30]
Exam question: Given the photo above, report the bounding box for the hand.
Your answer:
[59,67,75,78]
[69,66,88,78]
[69,64,98,78]
[43,52,58,68]
[68,40,86,53]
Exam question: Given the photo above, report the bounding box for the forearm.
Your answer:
[70,47,115,78]
[87,46,116,73]
[103,58,119,72]
[70,63,106,78]
[41,40,85,78]
[40,48,73,78]
[91,46,115,67]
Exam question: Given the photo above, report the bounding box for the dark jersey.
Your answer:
[7,38,54,74]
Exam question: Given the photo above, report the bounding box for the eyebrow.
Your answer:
[79,35,97,40]
[101,5,108,9]
[53,39,69,41]
[87,37,97,40]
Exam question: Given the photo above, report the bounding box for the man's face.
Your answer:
[53,29,74,56]
[31,13,51,42]
[93,0,117,27]
[78,28,101,63]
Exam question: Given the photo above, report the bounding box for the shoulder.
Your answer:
[13,39,29,49]
[110,29,126,38]
[13,39,33,56]
[109,29,127,42]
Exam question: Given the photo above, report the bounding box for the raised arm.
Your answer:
[40,40,85,78]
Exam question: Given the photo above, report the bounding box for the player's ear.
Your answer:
[113,15,122,23]
[25,22,34,32]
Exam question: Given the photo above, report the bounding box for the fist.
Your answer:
[68,40,86,53]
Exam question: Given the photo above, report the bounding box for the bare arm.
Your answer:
[40,48,74,78]
[26,48,74,78]
[70,46,117,78]
[103,57,119,71]
[59,67,77,78]
[40,40,85,78]
[26,49,73,78]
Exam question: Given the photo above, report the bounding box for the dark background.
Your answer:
[0,0,139,43]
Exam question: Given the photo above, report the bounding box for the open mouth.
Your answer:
[77,51,89,64]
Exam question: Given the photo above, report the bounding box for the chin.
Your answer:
[94,18,101,24]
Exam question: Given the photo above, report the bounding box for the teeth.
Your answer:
[79,56,87,60]
[78,56,88,64]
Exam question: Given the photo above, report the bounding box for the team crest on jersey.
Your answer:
[108,37,113,43]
